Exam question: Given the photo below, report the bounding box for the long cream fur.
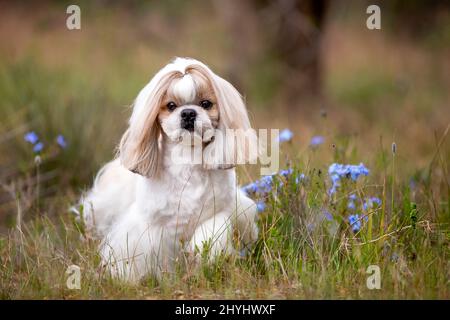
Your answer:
[78,57,259,282]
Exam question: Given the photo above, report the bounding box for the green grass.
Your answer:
[0,131,448,299]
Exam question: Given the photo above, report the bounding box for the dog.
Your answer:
[78,57,259,282]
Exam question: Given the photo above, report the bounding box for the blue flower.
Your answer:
[278,129,293,142]
[348,201,356,210]
[241,168,304,199]
[33,142,44,153]
[371,197,382,206]
[348,193,357,210]
[241,173,276,198]
[328,163,346,176]
[310,135,325,147]
[328,163,370,181]
[256,201,266,212]
[328,184,339,195]
[279,168,293,177]
[241,182,259,195]
[330,174,340,184]
[350,163,370,181]
[324,210,333,221]
[56,134,67,148]
[328,163,370,195]
[257,175,273,194]
[24,131,39,145]
[247,183,258,193]
[348,214,362,233]
[295,173,306,184]
[373,197,382,206]
[363,197,382,211]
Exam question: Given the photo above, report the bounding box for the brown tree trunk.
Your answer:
[216,0,329,100]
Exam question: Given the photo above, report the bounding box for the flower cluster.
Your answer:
[243,128,377,235]
[347,193,357,210]
[326,163,382,234]
[347,193,382,212]
[24,131,68,153]
[241,168,305,213]
[328,163,369,195]
[363,197,382,211]
[24,131,44,153]
[344,195,382,233]
[348,214,363,233]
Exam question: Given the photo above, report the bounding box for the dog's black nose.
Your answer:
[180,108,197,131]
[181,109,197,120]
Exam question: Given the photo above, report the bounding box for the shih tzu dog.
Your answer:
[78,57,259,282]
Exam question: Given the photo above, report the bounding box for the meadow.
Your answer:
[0,2,448,299]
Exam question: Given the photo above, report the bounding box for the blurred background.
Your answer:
[0,0,449,230]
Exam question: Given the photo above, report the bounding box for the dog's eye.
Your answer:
[200,100,213,109]
[167,102,177,111]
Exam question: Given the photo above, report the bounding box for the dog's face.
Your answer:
[158,71,218,144]
[119,57,257,177]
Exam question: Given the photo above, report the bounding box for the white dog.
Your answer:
[78,57,259,282]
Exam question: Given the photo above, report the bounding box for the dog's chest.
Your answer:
[140,166,234,230]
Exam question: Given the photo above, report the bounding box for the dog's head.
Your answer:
[119,57,257,177]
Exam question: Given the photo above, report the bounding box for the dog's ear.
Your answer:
[187,64,258,169]
[213,76,258,166]
[119,71,179,177]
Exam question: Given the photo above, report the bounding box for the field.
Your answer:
[0,2,448,299]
